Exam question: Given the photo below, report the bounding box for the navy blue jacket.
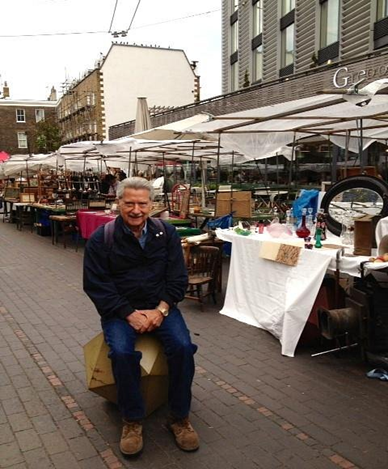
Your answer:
[83,216,188,320]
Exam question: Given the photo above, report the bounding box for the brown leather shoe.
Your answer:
[168,417,199,452]
[120,421,143,455]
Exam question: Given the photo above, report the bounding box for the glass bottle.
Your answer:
[296,208,311,238]
[315,209,327,241]
[315,227,323,248]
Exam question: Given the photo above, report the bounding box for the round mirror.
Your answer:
[320,176,388,236]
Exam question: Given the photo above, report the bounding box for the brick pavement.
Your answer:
[0,222,387,469]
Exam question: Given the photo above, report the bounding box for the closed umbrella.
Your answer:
[134,97,151,133]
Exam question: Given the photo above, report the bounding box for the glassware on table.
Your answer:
[296,208,311,239]
[315,228,323,248]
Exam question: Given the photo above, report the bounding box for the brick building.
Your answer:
[0,85,57,155]
[110,0,388,141]
[57,69,104,145]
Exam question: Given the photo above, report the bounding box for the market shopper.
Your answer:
[83,177,199,456]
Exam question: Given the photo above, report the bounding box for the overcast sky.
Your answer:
[0,0,221,101]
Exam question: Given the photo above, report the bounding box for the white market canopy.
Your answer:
[58,136,247,165]
[183,80,388,160]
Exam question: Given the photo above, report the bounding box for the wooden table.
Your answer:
[49,215,77,249]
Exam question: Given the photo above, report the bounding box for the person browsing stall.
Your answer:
[83,177,199,456]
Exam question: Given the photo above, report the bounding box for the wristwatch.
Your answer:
[157,305,169,317]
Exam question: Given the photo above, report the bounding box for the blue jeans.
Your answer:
[101,307,197,421]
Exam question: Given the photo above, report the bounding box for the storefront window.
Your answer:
[320,0,340,48]
[282,0,295,16]
[282,23,294,67]
[253,44,263,82]
[231,20,238,53]
[377,0,388,20]
[231,62,239,91]
[253,0,263,37]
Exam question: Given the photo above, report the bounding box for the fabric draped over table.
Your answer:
[217,230,333,357]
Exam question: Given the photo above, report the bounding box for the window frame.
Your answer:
[281,22,295,68]
[231,19,239,54]
[320,0,340,49]
[35,109,45,123]
[252,0,263,38]
[282,0,295,17]
[16,109,26,123]
[17,131,28,149]
[252,43,263,82]
[377,0,388,21]
[231,61,239,92]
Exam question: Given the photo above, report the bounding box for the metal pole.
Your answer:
[344,130,349,178]
[288,132,297,191]
[127,148,132,177]
[215,134,221,216]
[359,119,364,170]
[230,151,235,214]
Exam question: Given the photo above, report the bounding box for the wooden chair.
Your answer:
[185,245,220,310]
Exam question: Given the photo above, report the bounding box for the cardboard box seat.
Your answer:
[84,333,168,416]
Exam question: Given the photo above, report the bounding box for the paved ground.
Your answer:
[0,221,387,469]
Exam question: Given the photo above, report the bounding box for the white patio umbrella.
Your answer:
[134,97,151,134]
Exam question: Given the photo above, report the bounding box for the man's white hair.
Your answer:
[117,177,154,200]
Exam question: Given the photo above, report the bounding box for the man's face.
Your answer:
[119,188,152,230]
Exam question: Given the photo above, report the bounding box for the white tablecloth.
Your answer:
[216,229,370,357]
[376,216,388,247]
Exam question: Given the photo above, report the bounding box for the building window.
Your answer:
[35,109,45,122]
[282,0,295,16]
[377,0,388,20]
[320,0,340,48]
[253,44,263,82]
[281,23,294,68]
[17,132,28,149]
[16,109,25,123]
[231,20,238,53]
[374,0,388,48]
[231,61,239,91]
[253,0,263,37]
[231,0,238,12]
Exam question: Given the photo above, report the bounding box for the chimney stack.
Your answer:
[3,81,9,98]
[48,86,57,101]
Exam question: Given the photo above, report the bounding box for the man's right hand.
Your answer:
[127,311,150,333]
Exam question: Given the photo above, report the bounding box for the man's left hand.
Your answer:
[136,309,164,332]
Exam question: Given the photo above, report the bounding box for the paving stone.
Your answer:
[8,413,33,433]
[68,435,98,460]
[30,414,58,435]
[23,447,54,469]
[14,428,42,452]
[40,431,69,455]
[0,441,25,467]
[0,423,15,445]
[2,397,25,416]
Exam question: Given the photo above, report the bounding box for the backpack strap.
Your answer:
[103,217,167,249]
[151,217,166,238]
[104,219,116,248]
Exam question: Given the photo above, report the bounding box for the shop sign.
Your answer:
[333,65,388,88]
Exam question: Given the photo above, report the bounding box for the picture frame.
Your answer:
[3,187,20,199]
[20,193,36,203]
